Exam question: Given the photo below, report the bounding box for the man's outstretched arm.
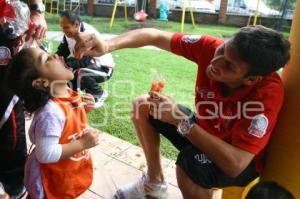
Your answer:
[74,28,174,58]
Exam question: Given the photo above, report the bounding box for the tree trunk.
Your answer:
[87,0,93,16]
[218,0,228,24]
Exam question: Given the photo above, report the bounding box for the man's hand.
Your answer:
[25,11,47,41]
[147,91,187,125]
[74,33,109,59]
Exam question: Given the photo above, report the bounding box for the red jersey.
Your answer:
[171,34,284,172]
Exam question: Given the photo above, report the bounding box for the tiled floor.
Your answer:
[80,133,183,199]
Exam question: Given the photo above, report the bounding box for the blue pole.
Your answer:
[277,0,288,31]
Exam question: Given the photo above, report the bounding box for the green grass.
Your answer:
[90,48,196,159]
[46,13,290,37]
[46,13,240,37]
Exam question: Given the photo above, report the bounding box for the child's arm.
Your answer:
[59,128,100,160]
[35,128,100,163]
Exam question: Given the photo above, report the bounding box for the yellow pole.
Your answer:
[253,0,260,25]
[181,0,187,33]
[70,0,72,11]
[260,1,300,198]
[124,0,128,23]
[110,0,119,28]
[50,0,53,14]
[63,0,65,10]
[56,0,59,14]
[188,0,195,28]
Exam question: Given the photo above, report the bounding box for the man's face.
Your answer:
[59,16,79,38]
[206,39,250,88]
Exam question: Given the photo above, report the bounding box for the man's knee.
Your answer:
[131,95,150,121]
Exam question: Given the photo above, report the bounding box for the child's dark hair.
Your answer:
[8,48,51,113]
[246,181,294,199]
[232,25,291,76]
[60,10,80,25]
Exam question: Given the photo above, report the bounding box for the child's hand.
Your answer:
[80,128,100,149]
[81,93,95,113]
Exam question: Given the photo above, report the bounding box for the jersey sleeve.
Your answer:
[170,33,224,66]
[231,77,284,155]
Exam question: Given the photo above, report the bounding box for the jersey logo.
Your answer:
[0,46,11,66]
[248,114,268,138]
[182,35,201,43]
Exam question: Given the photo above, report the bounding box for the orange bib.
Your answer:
[40,91,93,199]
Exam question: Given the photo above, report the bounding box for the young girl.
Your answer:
[7,47,100,199]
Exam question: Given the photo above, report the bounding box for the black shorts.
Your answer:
[149,105,259,189]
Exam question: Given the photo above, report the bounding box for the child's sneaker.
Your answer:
[94,90,108,108]
[114,173,168,199]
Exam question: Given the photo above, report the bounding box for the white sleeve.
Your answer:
[35,136,62,163]
[30,101,65,163]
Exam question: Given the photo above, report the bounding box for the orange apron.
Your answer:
[40,91,93,199]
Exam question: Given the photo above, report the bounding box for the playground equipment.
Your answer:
[259,0,300,198]
[133,0,148,22]
[110,0,148,28]
[44,0,83,15]
[134,10,147,22]
[253,0,260,25]
[158,0,169,21]
[109,0,128,28]
[180,0,195,33]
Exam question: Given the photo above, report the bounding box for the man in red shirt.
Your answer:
[74,26,290,199]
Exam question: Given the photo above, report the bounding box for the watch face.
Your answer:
[37,3,45,12]
[178,120,190,135]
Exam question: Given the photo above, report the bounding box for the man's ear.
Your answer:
[243,76,263,86]
[32,78,50,90]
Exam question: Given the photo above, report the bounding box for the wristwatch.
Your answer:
[29,3,45,13]
[177,117,195,136]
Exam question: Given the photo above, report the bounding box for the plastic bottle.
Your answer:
[150,69,165,93]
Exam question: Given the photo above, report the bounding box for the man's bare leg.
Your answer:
[131,95,164,183]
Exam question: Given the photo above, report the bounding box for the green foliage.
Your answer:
[264,0,296,10]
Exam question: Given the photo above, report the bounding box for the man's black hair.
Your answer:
[246,181,294,199]
[232,25,290,76]
[60,10,81,24]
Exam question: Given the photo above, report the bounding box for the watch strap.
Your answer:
[29,3,45,13]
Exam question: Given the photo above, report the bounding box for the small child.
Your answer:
[8,47,100,199]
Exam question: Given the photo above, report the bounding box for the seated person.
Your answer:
[73,26,291,199]
[56,11,115,108]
